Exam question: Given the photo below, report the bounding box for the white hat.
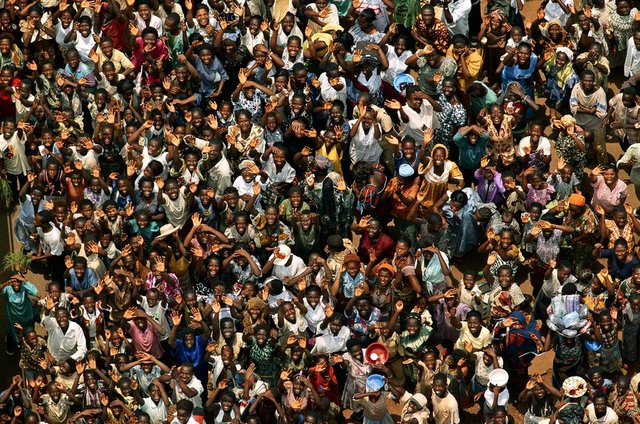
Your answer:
[398,164,415,178]
[155,223,179,240]
[272,244,292,266]
[488,369,509,387]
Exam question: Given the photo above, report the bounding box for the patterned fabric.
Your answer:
[485,114,515,165]
[604,220,634,251]
[434,93,467,148]
[413,17,451,55]
[555,132,586,180]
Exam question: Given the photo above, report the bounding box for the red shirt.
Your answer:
[357,232,395,265]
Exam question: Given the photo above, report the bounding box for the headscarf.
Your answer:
[546,47,575,89]
[568,193,586,207]
[400,393,430,424]
[503,311,544,359]
[376,263,396,277]
[430,143,449,159]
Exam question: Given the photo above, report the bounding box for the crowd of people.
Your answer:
[3,0,640,422]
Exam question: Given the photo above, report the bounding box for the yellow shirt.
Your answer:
[316,144,343,175]
[446,46,483,91]
[97,48,134,73]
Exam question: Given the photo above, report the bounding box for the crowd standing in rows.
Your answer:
[4,0,640,422]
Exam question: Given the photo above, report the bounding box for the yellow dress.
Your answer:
[417,160,463,211]
[316,144,343,175]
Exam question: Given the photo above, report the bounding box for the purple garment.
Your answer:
[474,169,505,205]
[436,300,470,343]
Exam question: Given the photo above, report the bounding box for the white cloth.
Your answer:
[517,136,551,157]
[483,386,509,407]
[584,404,619,424]
[444,0,472,35]
[618,143,640,186]
[319,73,347,104]
[42,317,87,362]
[141,398,168,424]
[625,36,640,77]
[348,120,383,164]
[172,376,204,408]
[311,325,351,354]
[382,47,412,84]
[398,100,439,145]
[544,0,573,26]
[0,130,30,176]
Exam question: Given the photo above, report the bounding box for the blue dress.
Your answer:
[2,281,38,342]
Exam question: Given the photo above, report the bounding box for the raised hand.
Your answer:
[170,310,182,326]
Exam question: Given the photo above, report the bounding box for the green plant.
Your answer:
[1,251,32,273]
[0,179,16,213]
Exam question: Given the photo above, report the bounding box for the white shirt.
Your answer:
[141,398,168,424]
[348,119,383,164]
[517,136,551,157]
[318,73,347,105]
[444,0,472,35]
[398,100,439,146]
[382,47,412,84]
[544,0,573,26]
[37,226,64,256]
[135,12,163,36]
[139,296,171,341]
[271,255,307,281]
[618,143,640,186]
[303,297,327,334]
[42,317,87,362]
[311,325,350,354]
[625,37,640,77]
[172,376,204,408]
[0,130,30,176]
[70,146,101,171]
[584,404,619,424]
[483,386,509,408]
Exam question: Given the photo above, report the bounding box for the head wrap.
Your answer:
[568,193,586,206]
[430,143,449,159]
[376,263,396,276]
[555,46,574,62]
[246,297,266,311]
[398,164,415,178]
[321,23,343,33]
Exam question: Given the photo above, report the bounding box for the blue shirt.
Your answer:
[600,249,640,282]
[194,55,229,98]
[172,335,209,382]
[453,132,490,170]
[67,268,99,291]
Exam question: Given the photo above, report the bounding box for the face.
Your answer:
[548,23,561,39]
[165,181,180,200]
[516,46,531,66]
[349,344,363,362]
[497,269,512,289]
[406,317,421,336]
[467,316,481,335]
[433,379,447,397]
[395,241,410,258]
[67,52,80,69]
[255,328,268,345]
[356,299,371,319]
[581,73,595,92]
[603,168,617,185]
[614,243,627,261]
[490,106,503,125]
[55,309,69,329]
